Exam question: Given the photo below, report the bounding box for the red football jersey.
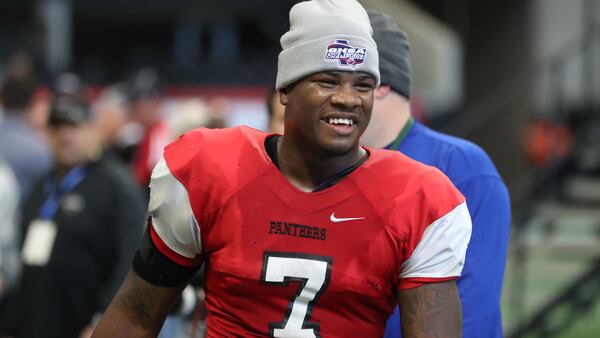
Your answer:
[148,126,471,337]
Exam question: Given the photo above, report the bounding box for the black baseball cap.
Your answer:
[48,95,91,126]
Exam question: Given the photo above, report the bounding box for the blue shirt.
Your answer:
[0,115,53,199]
[384,120,511,338]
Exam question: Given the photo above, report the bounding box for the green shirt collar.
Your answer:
[385,117,414,150]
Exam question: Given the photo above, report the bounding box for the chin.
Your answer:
[319,138,359,157]
[57,154,84,168]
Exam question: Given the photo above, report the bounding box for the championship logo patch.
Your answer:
[325,39,367,68]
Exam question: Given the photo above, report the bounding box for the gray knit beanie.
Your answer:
[276,0,380,90]
[367,9,411,99]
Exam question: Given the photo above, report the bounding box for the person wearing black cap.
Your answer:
[363,10,511,338]
[3,95,146,338]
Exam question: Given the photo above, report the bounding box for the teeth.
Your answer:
[328,118,354,126]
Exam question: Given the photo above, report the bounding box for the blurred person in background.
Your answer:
[165,98,209,139]
[97,85,211,338]
[128,68,171,190]
[93,81,205,338]
[26,87,53,137]
[92,83,139,162]
[0,159,20,328]
[0,77,52,200]
[204,96,229,129]
[1,94,146,338]
[361,10,511,338]
[53,72,88,103]
[2,50,34,83]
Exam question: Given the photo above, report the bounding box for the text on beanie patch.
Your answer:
[325,39,367,69]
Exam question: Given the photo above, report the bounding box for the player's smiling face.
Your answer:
[281,71,375,156]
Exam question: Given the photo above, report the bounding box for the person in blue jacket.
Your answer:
[362,10,511,338]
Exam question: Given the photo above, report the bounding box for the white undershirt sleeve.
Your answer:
[400,201,472,279]
[148,155,202,259]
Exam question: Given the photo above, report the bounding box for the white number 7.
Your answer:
[261,252,333,338]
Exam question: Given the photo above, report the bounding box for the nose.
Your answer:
[330,83,361,110]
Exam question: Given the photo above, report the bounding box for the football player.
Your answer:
[92,1,471,337]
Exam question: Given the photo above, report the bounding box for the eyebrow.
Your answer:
[356,74,375,81]
[321,71,344,78]
[322,71,375,81]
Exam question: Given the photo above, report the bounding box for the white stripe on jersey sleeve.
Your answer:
[399,201,472,279]
[148,155,202,259]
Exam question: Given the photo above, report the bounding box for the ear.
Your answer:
[374,85,391,99]
[278,88,288,106]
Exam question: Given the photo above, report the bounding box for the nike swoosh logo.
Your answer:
[330,212,366,223]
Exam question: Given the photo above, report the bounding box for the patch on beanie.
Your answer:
[325,39,367,69]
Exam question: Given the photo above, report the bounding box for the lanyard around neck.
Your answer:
[39,166,88,219]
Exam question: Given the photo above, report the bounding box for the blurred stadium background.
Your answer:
[1,0,600,337]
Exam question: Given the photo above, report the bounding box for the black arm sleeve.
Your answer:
[133,222,202,287]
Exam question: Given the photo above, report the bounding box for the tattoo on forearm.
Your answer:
[398,281,462,338]
[113,272,182,331]
[116,285,162,328]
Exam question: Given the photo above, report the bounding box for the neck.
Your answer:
[361,93,411,149]
[55,164,78,181]
[277,136,366,192]
[54,152,97,180]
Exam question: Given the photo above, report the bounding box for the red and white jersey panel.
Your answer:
[399,202,471,287]
[148,156,202,267]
